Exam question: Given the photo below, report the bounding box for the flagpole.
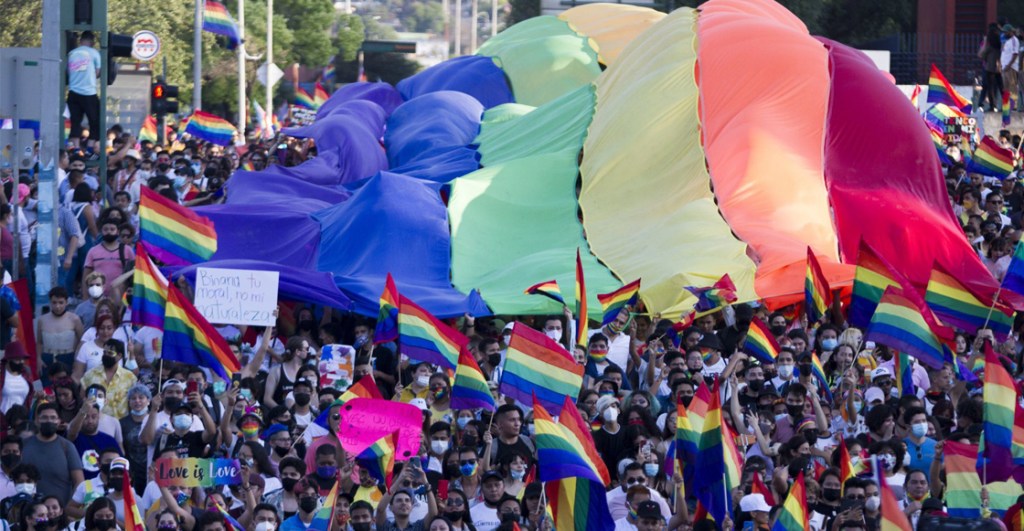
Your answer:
[236,0,246,133]
[266,0,273,125]
[194,0,203,111]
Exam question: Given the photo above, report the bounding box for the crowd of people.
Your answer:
[3,18,1024,531]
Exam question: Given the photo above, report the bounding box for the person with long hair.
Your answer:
[82,497,118,531]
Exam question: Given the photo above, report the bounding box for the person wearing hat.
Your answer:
[738,493,772,530]
[696,333,729,378]
[143,379,216,458]
[115,149,141,196]
[0,341,31,414]
[593,394,627,480]
[633,499,666,531]
[67,448,122,519]
[469,470,505,531]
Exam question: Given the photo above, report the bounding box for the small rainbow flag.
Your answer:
[398,294,468,371]
[928,122,955,166]
[374,273,399,344]
[848,240,910,328]
[751,472,775,506]
[1005,91,1013,127]
[943,440,983,518]
[131,245,168,330]
[838,439,855,491]
[693,379,735,524]
[314,82,330,106]
[356,431,398,488]
[879,464,913,531]
[771,471,808,531]
[927,63,972,113]
[63,118,71,139]
[139,186,217,266]
[294,87,317,109]
[450,348,495,412]
[924,102,967,129]
[597,279,640,326]
[743,317,780,364]
[139,115,158,144]
[323,62,336,83]
[534,396,610,485]
[676,396,698,496]
[909,84,920,109]
[163,283,241,380]
[312,377,383,431]
[575,249,588,347]
[805,247,831,323]
[123,473,145,531]
[685,274,737,313]
[545,477,614,531]
[894,351,916,397]
[501,322,584,416]
[924,263,1015,340]
[1004,241,1024,299]
[525,280,565,305]
[799,352,833,401]
[868,285,953,370]
[202,0,239,49]
[184,110,236,146]
[982,342,1023,483]
[308,474,338,530]
[968,135,1015,179]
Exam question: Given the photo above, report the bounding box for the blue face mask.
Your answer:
[317,465,337,479]
[457,417,471,429]
[459,463,477,477]
[212,381,227,395]
[821,338,838,351]
[175,492,189,506]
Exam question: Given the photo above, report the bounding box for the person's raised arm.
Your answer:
[220,387,238,446]
[263,366,280,408]
[140,393,163,445]
[67,396,96,440]
[159,485,196,529]
[190,390,216,443]
[808,383,829,432]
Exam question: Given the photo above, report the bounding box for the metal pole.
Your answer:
[491,0,496,37]
[11,58,20,281]
[442,0,450,57]
[237,0,246,133]
[266,0,273,123]
[39,0,61,306]
[454,0,462,56]
[193,0,203,111]
[157,58,167,146]
[470,0,477,53]
[98,30,108,207]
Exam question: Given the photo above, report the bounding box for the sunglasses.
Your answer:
[625,477,647,485]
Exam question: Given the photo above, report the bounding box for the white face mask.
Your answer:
[95,397,105,411]
[544,329,562,341]
[416,375,430,387]
[255,523,276,531]
[14,483,35,495]
[125,357,139,371]
[431,440,449,455]
[865,494,880,512]
[88,285,104,299]
[603,407,618,423]
[776,364,794,379]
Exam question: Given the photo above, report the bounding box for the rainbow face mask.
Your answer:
[589,348,609,363]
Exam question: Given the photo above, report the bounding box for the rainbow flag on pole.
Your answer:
[894,351,916,397]
[545,477,614,531]
[398,294,468,371]
[849,240,909,327]
[967,135,1016,178]
[450,348,495,412]
[374,273,399,344]
[525,280,565,305]
[805,247,832,322]
[501,322,584,416]
[927,63,973,113]
[597,279,640,326]
[693,379,734,524]
[928,123,955,166]
[294,87,317,109]
[910,84,920,108]
[163,284,241,380]
[123,472,145,531]
[867,286,954,370]
[685,274,738,313]
[139,115,158,144]
[1005,91,1013,127]
[743,317,780,364]
[924,264,1015,340]
[982,342,1023,483]
[924,102,967,129]
[184,110,237,146]
[575,249,588,347]
[203,0,239,48]
[534,395,610,485]
[355,431,398,488]
[131,245,168,329]
[308,473,339,531]
[1003,241,1024,299]
[879,466,913,531]
[314,82,330,106]
[771,471,808,531]
[213,501,245,531]
[943,440,983,518]
[138,186,217,266]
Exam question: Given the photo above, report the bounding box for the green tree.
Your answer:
[0,0,42,47]
[275,0,336,66]
[999,0,1024,28]
[334,13,365,63]
[507,0,538,26]
[400,1,445,34]
[820,0,914,46]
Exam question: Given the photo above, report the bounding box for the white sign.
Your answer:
[192,268,280,327]
[131,31,161,62]
[256,63,284,88]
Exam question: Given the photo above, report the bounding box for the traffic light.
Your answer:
[106,32,132,85]
[151,79,179,115]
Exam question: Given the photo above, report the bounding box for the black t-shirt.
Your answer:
[155,430,208,458]
[493,437,533,467]
[593,427,627,481]
[0,296,14,349]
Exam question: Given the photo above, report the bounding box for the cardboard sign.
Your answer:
[338,398,422,460]
[944,116,976,144]
[319,344,355,391]
[192,268,279,326]
[154,458,242,487]
[290,106,317,126]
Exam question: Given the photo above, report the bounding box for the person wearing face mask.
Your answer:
[21,403,84,504]
[37,287,84,384]
[0,437,21,500]
[264,337,310,409]
[588,310,633,371]
[497,452,531,498]
[280,479,323,531]
[902,408,936,479]
[82,218,134,298]
[68,401,120,481]
[262,457,305,519]
[0,463,40,519]
[592,395,627,481]
[80,340,137,419]
[262,424,294,470]
[72,314,118,382]
[395,362,434,403]
[310,445,340,496]
[540,315,567,349]
[426,423,451,474]
[585,334,626,387]
[82,496,118,531]
[0,342,31,415]
[809,468,843,530]
[769,348,797,394]
[67,453,133,521]
[427,374,453,425]
[119,384,151,494]
[734,362,766,413]
[151,398,216,459]
[288,378,317,431]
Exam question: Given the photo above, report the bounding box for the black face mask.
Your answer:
[102,233,118,243]
[445,509,467,521]
[0,454,19,469]
[786,404,804,419]
[487,354,501,367]
[298,319,315,332]
[164,397,182,412]
[273,445,290,458]
[7,361,23,373]
[282,477,299,493]
[294,393,311,407]
[445,463,461,479]
[109,475,124,492]
[351,524,373,531]
[747,379,763,392]
[318,401,332,412]
[770,325,787,336]
[299,496,318,514]
[501,512,519,523]
[93,519,117,531]
[38,421,58,438]
[680,396,693,408]
[822,487,841,502]
[102,355,118,369]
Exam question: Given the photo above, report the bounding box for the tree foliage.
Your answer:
[401,1,445,34]
[507,0,539,26]
[0,0,42,47]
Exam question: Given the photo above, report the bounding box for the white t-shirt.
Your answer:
[133,326,163,364]
[81,324,133,355]
[588,328,631,370]
[76,341,105,373]
[1002,36,1020,71]
[469,503,501,531]
[0,370,29,414]
[613,517,639,531]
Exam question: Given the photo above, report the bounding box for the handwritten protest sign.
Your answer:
[193,268,279,326]
[319,344,355,391]
[154,458,242,487]
[290,106,317,126]
[338,398,422,460]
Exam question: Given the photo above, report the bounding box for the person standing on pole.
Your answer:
[66,31,102,151]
